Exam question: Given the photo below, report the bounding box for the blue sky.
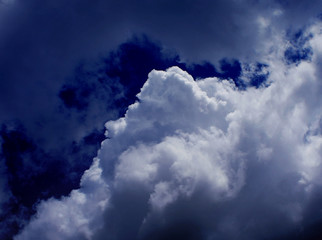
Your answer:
[0,1,322,239]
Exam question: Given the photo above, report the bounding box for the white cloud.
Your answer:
[15,22,322,240]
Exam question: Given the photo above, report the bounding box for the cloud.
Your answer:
[1,0,320,117]
[0,31,249,238]
[0,36,178,238]
[15,22,322,240]
[13,158,109,240]
[1,0,322,238]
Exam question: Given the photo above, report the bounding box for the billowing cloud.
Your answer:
[0,36,178,238]
[1,0,321,238]
[15,22,322,240]
[0,31,249,238]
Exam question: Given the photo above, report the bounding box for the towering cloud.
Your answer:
[15,22,322,240]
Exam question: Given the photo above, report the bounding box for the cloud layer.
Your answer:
[15,22,322,240]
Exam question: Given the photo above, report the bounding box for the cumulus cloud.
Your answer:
[1,0,322,239]
[15,22,322,240]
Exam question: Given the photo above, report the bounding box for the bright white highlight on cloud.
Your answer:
[16,23,322,240]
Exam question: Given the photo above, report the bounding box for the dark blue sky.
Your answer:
[0,1,322,240]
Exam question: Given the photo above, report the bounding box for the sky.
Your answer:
[0,0,322,239]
